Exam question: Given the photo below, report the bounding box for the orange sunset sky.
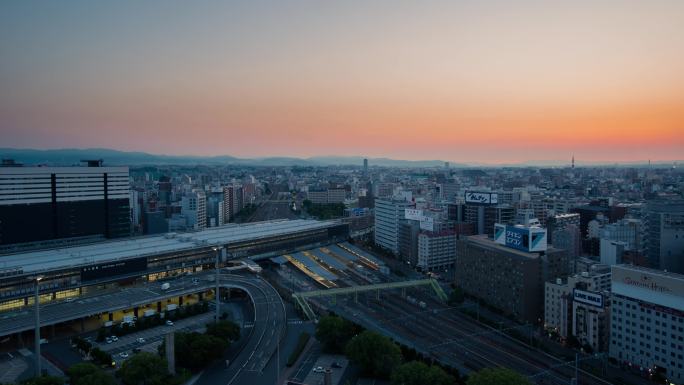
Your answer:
[1,1,682,164]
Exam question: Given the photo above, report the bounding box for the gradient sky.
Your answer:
[1,1,682,164]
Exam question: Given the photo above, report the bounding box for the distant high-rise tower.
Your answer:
[572,155,575,169]
[363,158,368,173]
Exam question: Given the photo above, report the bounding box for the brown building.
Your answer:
[455,235,569,323]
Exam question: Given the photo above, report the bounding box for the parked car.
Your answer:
[312,366,324,373]
[105,337,113,344]
[111,336,118,342]
[119,352,129,358]
[166,320,174,326]
[137,337,146,344]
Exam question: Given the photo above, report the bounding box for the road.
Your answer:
[196,273,286,385]
[0,271,287,385]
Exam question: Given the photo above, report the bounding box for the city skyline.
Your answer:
[2,1,683,163]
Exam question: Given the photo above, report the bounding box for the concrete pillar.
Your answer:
[179,296,183,306]
[133,307,139,318]
[165,333,175,375]
[157,302,162,313]
[108,313,113,321]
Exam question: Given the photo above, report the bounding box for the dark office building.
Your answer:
[0,162,130,246]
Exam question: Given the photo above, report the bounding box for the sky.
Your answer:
[1,1,683,164]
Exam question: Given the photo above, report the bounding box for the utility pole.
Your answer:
[33,276,44,378]
[214,246,223,323]
[574,352,579,385]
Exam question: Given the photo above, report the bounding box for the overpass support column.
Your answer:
[108,313,113,322]
[165,333,175,375]
[157,302,162,313]
[133,307,139,318]
[401,288,406,298]
[178,296,183,306]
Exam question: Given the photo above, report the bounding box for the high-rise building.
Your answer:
[181,190,206,230]
[374,198,413,254]
[0,162,130,245]
[417,230,456,273]
[363,158,368,174]
[455,233,569,323]
[544,265,611,348]
[644,200,684,273]
[610,265,684,382]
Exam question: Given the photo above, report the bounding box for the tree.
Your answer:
[73,371,115,385]
[448,287,465,306]
[345,331,402,379]
[160,332,228,372]
[20,376,64,385]
[117,352,169,385]
[466,368,532,385]
[391,361,454,385]
[205,320,240,342]
[315,315,355,353]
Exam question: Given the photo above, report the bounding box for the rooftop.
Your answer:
[465,234,559,259]
[0,219,340,275]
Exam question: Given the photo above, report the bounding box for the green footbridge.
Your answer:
[292,278,448,321]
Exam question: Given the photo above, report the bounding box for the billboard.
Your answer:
[405,208,423,221]
[81,257,148,282]
[573,289,604,308]
[504,226,528,252]
[419,216,434,231]
[465,191,498,205]
[611,265,684,310]
[494,223,547,253]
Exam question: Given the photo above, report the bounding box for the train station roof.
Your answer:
[0,219,340,275]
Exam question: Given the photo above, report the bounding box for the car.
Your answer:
[105,337,113,344]
[331,361,342,368]
[192,278,199,285]
[312,366,324,373]
[166,320,174,326]
[137,337,146,344]
[65,297,75,303]
[119,352,129,358]
[132,348,141,354]
[111,336,118,342]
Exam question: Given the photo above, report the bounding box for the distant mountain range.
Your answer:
[0,148,452,167]
[0,148,679,168]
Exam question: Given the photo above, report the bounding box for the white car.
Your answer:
[119,352,129,358]
[137,337,146,344]
[166,320,174,326]
[105,337,113,344]
[111,336,119,342]
[312,366,324,373]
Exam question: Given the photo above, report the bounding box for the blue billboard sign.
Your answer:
[504,226,529,252]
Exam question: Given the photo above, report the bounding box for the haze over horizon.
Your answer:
[1,1,683,164]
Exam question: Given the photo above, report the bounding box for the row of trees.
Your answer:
[158,320,240,372]
[302,200,345,219]
[315,315,532,385]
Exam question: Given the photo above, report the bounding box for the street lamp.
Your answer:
[213,246,223,323]
[31,275,44,378]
